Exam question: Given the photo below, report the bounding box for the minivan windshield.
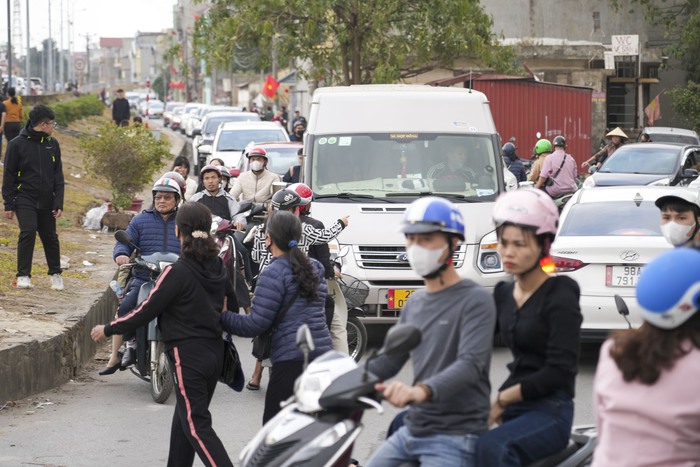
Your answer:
[309,133,500,201]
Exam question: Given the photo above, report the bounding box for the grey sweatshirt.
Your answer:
[369,279,495,436]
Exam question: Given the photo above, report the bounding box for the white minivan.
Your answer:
[304,85,509,324]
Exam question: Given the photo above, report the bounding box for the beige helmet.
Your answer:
[606,127,628,139]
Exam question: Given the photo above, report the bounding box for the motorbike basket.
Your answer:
[338,275,370,308]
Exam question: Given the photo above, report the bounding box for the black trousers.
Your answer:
[263,359,304,425]
[15,205,61,277]
[2,122,21,162]
[166,339,233,467]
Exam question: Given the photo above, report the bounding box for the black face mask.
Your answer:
[295,130,303,137]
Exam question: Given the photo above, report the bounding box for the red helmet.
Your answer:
[288,183,312,205]
[199,164,222,180]
[246,147,268,160]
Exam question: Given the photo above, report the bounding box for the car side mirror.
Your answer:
[683,168,699,179]
[198,144,212,155]
[192,128,201,136]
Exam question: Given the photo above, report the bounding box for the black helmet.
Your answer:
[552,135,567,148]
[271,189,302,211]
[502,142,516,157]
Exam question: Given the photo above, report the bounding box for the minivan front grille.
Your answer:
[355,245,466,269]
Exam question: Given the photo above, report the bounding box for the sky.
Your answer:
[0,0,177,52]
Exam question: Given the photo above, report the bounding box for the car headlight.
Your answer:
[582,176,596,188]
[647,177,670,186]
[478,230,502,273]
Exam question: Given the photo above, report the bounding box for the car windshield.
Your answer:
[264,147,301,175]
[559,201,662,236]
[647,134,699,145]
[599,147,678,175]
[149,102,164,109]
[216,129,287,151]
[205,115,259,134]
[309,133,500,201]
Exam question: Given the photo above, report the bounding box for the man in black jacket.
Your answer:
[2,104,65,290]
[111,88,130,125]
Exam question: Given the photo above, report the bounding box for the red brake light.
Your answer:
[551,255,588,272]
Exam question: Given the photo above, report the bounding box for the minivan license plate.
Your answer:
[388,289,415,309]
[606,265,643,287]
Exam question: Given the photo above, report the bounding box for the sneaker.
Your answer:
[50,274,64,291]
[16,276,33,289]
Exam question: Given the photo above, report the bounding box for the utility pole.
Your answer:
[59,0,64,89]
[83,34,91,88]
[47,0,53,92]
[25,0,29,82]
[7,0,12,88]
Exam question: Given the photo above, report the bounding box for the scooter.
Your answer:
[238,323,422,467]
[114,230,178,404]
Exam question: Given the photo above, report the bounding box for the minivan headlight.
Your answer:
[478,231,502,273]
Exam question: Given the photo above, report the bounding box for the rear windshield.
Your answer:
[265,147,301,175]
[309,133,501,202]
[599,147,678,175]
[216,129,287,151]
[559,201,662,236]
[646,134,699,145]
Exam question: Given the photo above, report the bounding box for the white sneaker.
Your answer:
[16,276,33,289]
[50,274,64,291]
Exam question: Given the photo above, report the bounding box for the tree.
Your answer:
[81,124,171,211]
[194,0,517,85]
[669,81,700,132]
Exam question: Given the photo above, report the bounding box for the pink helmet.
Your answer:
[492,188,559,236]
[288,182,313,205]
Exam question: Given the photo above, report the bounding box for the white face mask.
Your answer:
[660,221,696,246]
[250,161,264,171]
[407,244,447,277]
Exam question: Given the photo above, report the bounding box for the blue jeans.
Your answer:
[366,426,478,467]
[475,391,574,467]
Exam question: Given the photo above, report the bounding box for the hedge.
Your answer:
[52,94,105,126]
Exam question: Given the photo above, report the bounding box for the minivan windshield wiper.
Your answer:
[385,191,477,201]
[315,192,376,200]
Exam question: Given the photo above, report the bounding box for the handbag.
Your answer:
[252,291,300,360]
[220,333,245,391]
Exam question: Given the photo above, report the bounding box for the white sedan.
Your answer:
[550,186,674,340]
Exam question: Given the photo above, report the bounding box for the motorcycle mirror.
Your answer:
[536,131,542,139]
[296,324,315,368]
[378,324,421,357]
[114,230,133,246]
[614,294,632,329]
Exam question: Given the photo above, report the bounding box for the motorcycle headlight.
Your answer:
[294,370,334,413]
[478,230,502,273]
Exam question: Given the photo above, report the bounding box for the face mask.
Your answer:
[661,221,696,246]
[407,244,447,277]
[250,161,264,171]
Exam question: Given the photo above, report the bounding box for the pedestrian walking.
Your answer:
[112,88,131,125]
[2,104,65,290]
[3,87,23,149]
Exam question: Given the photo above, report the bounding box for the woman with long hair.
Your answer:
[3,87,23,152]
[476,188,582,466]
[171,155,198,201]
[221,210,332,424]
[593,248,700,466]
[91,202,236,467]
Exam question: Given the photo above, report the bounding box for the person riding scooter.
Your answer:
[534,135,577,200]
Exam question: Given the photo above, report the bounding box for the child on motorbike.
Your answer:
[475,188,582,466]
[592,248,700,465]
[365,197,495,467]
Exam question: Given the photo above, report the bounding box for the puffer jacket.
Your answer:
[504,155,527,182]
[113,208,180,281]
[221,255,331,363]
[229,169,280,203]
[2,121,64,211]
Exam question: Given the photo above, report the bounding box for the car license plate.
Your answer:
[606,265,643,287]
[387,289,415,309]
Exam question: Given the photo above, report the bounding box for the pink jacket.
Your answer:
[593,339,700,466]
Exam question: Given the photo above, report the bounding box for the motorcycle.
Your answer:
[332,246,369,362]
[114,230,178,404]
[238,323,422,467]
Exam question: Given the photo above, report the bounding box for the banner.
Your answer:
[644,93,662,126]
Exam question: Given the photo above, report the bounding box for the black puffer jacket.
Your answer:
[2,121,64,211]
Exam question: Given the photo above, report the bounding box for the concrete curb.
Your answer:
[0,290,118,402]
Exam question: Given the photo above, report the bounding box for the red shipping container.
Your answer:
[430,75,593,167]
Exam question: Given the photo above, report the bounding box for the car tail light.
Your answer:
[551,255,588,272]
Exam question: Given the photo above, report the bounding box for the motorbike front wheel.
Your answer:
[347,315,368,362]
[150,341,174,404]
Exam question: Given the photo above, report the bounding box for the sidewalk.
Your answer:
[0,128,187,402]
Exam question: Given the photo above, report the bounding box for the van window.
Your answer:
[309,133,500,201]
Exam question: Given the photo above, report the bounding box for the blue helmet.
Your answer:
[637,248,700,329]
[400,197,465,240]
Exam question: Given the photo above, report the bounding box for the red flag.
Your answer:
[261,74,280,98]
[644,93,662,126]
